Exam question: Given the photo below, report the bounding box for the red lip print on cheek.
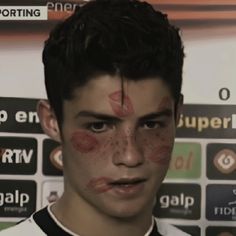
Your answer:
[148,145,172,166]
[71,131,100,154]
[87,177,113,194]
[109,91,134,117]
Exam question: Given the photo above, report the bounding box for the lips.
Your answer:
[110,178,146,186]
[110,178,146,196]
[87,177,146,194]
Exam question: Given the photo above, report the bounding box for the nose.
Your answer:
[112,132,144,167]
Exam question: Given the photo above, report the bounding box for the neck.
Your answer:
[51,191,153,236]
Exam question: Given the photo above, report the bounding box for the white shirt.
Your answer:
[0,205,191,236]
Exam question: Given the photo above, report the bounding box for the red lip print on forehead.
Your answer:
[109,91,134,117]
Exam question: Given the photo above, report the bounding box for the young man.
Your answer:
[0,0,189,235]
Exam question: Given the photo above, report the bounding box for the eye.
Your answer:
[88,122,112,133]
[142,121,162,129]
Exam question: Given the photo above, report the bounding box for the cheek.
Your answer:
[98,135,129,158]
[147,145,173,165]
[70,131,117,163]
[70,130,100,154]
[142,131,174,166]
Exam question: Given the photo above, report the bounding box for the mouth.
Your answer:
[109,178,146,187]
[87,177,147,195]
[108,178,147,196]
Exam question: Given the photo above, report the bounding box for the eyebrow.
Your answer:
[75,109,173,122]
[75,111,121,122]
[139,109,173,122]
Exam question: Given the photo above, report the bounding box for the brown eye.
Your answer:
[142,121,161,129]
[87,122,115,133]
[90,122,108,133]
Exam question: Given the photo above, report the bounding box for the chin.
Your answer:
[103,200,152,220]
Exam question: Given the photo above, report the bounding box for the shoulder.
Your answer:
[0,216,46,236]
[155,218,191,236]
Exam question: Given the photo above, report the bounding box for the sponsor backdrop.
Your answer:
[0,1,236,235]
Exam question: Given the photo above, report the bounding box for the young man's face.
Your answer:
[57,75,180,218]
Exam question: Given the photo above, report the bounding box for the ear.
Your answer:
[37,100,61,143]
[175,94,184,126]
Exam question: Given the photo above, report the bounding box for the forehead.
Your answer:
[64,75,173,116]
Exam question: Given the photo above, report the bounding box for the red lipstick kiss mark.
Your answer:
[148,145,172,165]
[109,91,134,117]
[87,177,113,194]
[71,131,99,153]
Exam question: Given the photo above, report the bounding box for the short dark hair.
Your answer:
[43,0,184,125]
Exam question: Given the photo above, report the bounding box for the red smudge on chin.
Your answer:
[109,91,134,117]
[71,131,99,153]
[87,177,113,194]
[148,145,172,165]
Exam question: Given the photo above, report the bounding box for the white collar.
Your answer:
[48,203,155,236]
